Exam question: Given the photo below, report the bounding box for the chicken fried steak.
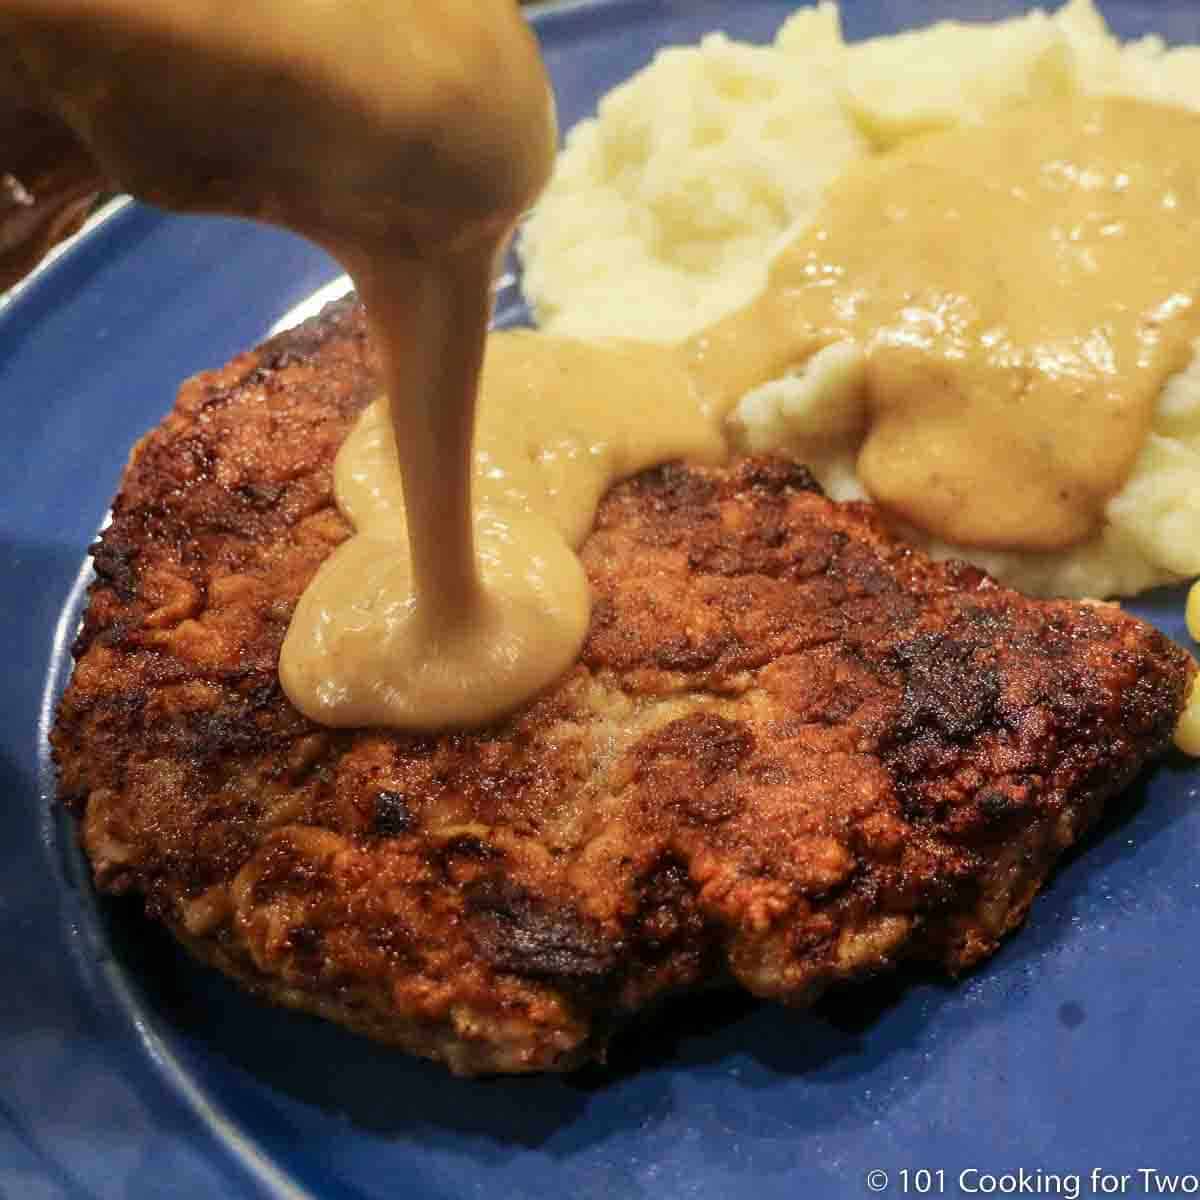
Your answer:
[53,298,1193,1075]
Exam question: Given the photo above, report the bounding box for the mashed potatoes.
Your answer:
[519,0,1200,601]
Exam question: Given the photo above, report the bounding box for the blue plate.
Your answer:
[4,2,1200,1197]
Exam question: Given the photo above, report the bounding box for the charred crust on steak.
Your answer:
[465,879,619,985]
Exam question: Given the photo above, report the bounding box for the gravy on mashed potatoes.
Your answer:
[688,96,1200,553]
[521,0,1200,602]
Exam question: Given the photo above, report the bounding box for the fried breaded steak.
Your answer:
[53,297,1193,1075]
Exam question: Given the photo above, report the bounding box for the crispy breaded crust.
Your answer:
[52,298,1193,1074]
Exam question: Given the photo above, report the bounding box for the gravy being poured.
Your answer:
[1,0,585,727]
[7,2,1200,731]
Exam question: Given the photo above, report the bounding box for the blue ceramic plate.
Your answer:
[4,2,1200,1197]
